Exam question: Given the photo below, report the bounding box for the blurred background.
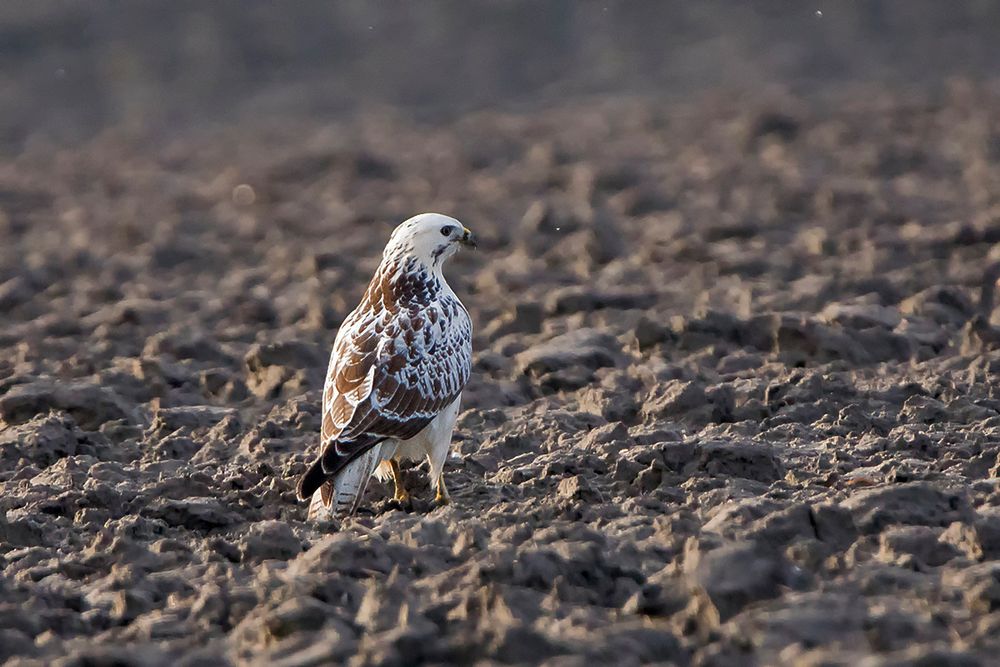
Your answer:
[3,0,1000,148]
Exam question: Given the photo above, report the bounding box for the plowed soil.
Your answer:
[5,32,1000,667]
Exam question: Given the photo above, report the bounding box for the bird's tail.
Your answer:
[305,443,385,521]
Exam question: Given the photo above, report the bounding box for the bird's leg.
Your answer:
[434,474,450,506]
[387,459,410,503]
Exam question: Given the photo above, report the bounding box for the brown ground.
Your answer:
[5,5,1000,667]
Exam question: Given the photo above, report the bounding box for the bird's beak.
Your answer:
[459,227,477,248]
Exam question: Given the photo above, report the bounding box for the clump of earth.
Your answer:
[4,85,1000,665]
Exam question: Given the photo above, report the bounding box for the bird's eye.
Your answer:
[440,226,453,237]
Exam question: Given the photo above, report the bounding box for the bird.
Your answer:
[296,212,476,519]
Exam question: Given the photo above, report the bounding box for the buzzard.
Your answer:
[297,213,476,518]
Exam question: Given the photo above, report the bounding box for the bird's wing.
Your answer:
[320,307,381,443]
[319,298,472,475]
[295,301,386,503]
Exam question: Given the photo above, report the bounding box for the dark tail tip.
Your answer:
[297,458,328,501]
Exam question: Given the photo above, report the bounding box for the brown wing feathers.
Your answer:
[296,258,470,504]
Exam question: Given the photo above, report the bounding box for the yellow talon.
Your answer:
[387,459,410,503]
[434,476,450,506]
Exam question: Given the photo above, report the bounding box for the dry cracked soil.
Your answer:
[5,84,1000,666]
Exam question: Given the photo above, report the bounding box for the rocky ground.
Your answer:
[4,83,1000,665]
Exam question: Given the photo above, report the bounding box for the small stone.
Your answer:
[612,458,644,483]
[941,510,1000,560]
[717,351,764,375]
[632,427,682,446]
[633,461,665,493]
[674,310,746,350]
[143,331,233,364]
[149,435,203,461]
[198,368,232,396]
[661,441,697,472]
[576,385,639,423]
[0,516,45,548]
[558,475,602,503]
[685,541,789,621]
[808,503,858,550]
[821,302,902,329]
[877,526,959,567]
[264,597,333,641]
[145,498,240,530]
[0,412,87,468]
[843,482,973,534]
[633,315,671,350]
[482,302,544,339]
[0,382,136,430]
[621,580,687,617]
[516,329,619,377]
[111,589,156,624]
[544,286,655,316]
[245,340,324,398]
[643,381,705,419]
[899,286,975,325]
[900,395,949,424]
[148,405,237,437]
[245,340,323,372]
[240,521,303,562]
[692,440,782,483]
[578,421,630,449]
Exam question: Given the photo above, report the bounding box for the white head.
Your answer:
[383,212,477,268]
